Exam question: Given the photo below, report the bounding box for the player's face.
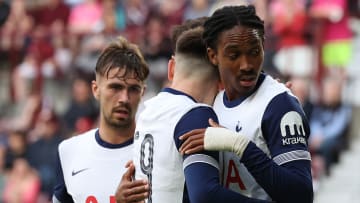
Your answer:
[208,25,264,101]
[93,67,144,129]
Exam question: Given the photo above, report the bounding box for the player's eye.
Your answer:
[128,85,143,94]
[228,52,239,60]
[249,48,260,56]
[109,84,125,91]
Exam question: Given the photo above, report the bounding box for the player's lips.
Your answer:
[239,75,256,87]
[113,108,130,117]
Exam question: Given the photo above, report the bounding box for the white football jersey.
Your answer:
[213,75,309,200]
[133,90,209,203]
[55,129,133,203]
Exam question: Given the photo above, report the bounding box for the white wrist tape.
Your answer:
[204,127,250,158]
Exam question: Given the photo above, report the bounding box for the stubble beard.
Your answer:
[103,112,132,130]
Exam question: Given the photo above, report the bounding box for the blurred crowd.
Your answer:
[0,0,359,202]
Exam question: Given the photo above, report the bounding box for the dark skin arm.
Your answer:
[179,119,219,154]
[115,161,149,203]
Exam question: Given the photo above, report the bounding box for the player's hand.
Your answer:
[275,78,292,89]
[115,161,149,203]
[179,128,205,155]
[179,119,222,154]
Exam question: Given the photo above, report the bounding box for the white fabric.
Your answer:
[183,154,219,171]
[58,129,132,203]
[213,76,290,200]
[133,91,212,203]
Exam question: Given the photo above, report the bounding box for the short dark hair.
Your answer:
[95,36,149,81]
[170,16,208,52]
[203,5,264,50]
[176,26,208,60]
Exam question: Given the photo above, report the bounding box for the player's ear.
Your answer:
[168,55,175,81]
[207,47,218,66]
[92,80,99,100]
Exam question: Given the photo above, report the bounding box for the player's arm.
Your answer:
[52,150,74,203]
[115,161,149,203]
[180,127,313,203]
[243,92,313,203]
[180,93,313,203]
[175,107,272,203]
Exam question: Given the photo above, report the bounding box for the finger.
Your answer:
[121,180,148,194]
[123,163,135,181]
[179,129,205,140]
[184,145,204,154]
[180,138,204,154]
[125,160,134,168]
[124,179,149,189]
[118,190,148,203]
[129,182,149,194]
[181,137,205,154]
[126,192,149,203]
[122,182,149,202]
[179,134,203,152]
[208,118,220,127]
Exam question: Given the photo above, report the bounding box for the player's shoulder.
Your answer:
[188,105,216,115]
[59,129,97,151]
[257,75,299,105]
[261,75,291,96]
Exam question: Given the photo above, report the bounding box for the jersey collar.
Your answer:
[161,87,197,103]
[223,72,266,108]
[95,129,133,149]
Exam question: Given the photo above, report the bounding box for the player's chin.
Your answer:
[111,119,132,128]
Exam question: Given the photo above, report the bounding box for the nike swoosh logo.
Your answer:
[72,168,89,176]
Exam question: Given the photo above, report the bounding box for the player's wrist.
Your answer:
[204,127,250,158]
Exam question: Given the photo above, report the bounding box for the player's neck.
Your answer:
[171,80,215,105]
[98,122,135,144]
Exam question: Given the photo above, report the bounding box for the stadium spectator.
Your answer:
[309,75,352,176]
[27,108,64,199]
[62,72,98,136]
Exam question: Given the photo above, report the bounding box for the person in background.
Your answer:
[289,76,314,120]
[309,0,352,80]
[2,157,41,203]
[52,36,150,203]
[27,108,64,200]
[179,5,313,203]
[131,16,271,203]
[62,72,98,136]
[270,0,314,79]
[309,75,352,176]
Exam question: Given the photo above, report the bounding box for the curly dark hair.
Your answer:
[203,5,264,50]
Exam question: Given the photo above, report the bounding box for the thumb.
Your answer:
[209,118,220,127]
[125,160,134,168]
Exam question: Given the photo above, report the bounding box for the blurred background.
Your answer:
[0,0,359,202]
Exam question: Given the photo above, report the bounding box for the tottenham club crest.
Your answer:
[235,121,242,132]
[280,111,306,145]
